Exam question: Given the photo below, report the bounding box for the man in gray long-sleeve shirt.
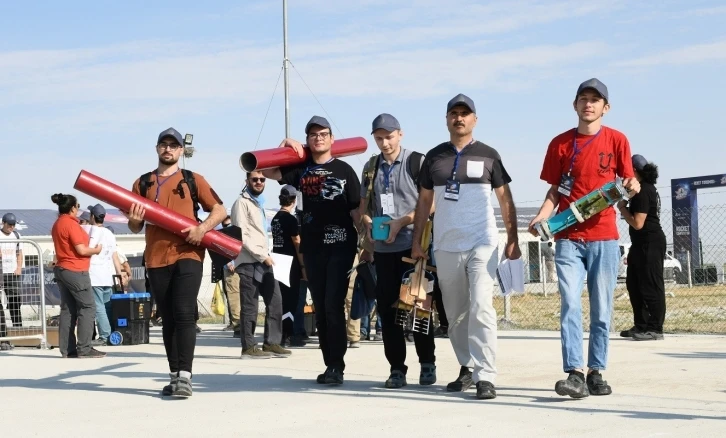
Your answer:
[231,171,291,359]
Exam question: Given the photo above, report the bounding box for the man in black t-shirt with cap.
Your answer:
[260,116,362,385]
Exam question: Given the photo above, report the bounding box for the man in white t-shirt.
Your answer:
[1,213,23,350]
[82,205,123,346]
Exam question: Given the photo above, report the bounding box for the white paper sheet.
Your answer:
[271,253,294,287]
[496,257,525,296]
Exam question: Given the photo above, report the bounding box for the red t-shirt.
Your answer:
[540,126,634,242]
[51,214,92,272]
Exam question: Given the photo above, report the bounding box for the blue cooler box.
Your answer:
[110,292,151,346]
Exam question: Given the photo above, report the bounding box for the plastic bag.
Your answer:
[211,281,225,316]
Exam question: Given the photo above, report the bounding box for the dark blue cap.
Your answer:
[157,127,184,145]
[305,116,332,134]
[447,93,476,114]
[88,204,106,218]
[371,113,401,134]
[576,78,609,102]
[2,213,16,225]
[632,154,648,171]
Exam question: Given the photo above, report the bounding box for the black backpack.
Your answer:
[138,169,201,223]
[367,150,425,196]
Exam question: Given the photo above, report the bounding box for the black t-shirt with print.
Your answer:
[279,158,361,253]
[271,210,299,257]
[628,181,663,243]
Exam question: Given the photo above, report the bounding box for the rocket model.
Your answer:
[240,137,368,171]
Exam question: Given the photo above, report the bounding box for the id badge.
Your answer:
[444,179,460,201]
[557,175,574,197]
[380,193,395,215]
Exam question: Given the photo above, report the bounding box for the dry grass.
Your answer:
[494,283,726,334]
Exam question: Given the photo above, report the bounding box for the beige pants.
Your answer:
[224,269,241,326]
[345,254,361,342]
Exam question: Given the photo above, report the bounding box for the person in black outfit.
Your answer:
[260,115,361,385]
[617,154,666,341]
[270,185,307,347]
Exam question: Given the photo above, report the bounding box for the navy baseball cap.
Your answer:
[88,204,106,218]
[2,213,16,225]
[305,116,332,135]
[371,113,401,134]
[447,93,476,114]
[280,185,298,197]
[157,127,184,145]
[576,78,609,102]
[632,154,648,171]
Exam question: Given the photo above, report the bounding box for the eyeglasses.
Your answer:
[250,177,266,183]
[157,142,182,151]
[307,132,331,140]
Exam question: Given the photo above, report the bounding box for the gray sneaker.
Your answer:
[162,375,179,396]
[240,346,273,359]
[173,376,193,397]
[419,363,437,385]
[385,370,407,389]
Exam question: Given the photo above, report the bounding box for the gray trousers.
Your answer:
[236,263,283,349]
[54,267,96,356]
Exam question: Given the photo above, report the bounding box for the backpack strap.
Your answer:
[179,169,201,223]
[406,151,425,187]
[138,172,153,199]
[362,154,381,218]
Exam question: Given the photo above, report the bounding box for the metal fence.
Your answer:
[0,239,48,349]
[492,205,726,334]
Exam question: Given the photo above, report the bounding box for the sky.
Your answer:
[2,0,726,213]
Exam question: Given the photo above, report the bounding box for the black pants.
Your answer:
[304,246,356,372]
[626,234,667,333]
[236,263,283,349]
[147,259,203,374]
[279,258,302,338]
[374,249,436,374]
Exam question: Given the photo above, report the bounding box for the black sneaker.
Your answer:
[78,348,106,359]
[324,367,344,385]
[476,381,497,400]
[385,370,407,389]
[173,376,193,397]
[162,375,179,396]
[288,335,307,347]
[555,371,589,399]
[316,370,328,384]
[586,371,612,396]
[419,363,437,386]
[632,331,664,341]
[619,326,637,337]
[446,366,473,392]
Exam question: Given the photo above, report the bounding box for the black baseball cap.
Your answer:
[447,93,476,114]
[2,213,16,225]
[371,113,401,134]
[305,116,332,135]
[157,127,184,145]
[632,154,648,171]
[576,78,609,102]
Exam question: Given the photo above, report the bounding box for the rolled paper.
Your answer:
[240,137,368,172]
[73,170,243,258]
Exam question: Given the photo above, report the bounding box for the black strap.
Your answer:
[138,169,200,222]
[371,151,424,200]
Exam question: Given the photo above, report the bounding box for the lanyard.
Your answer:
[568,128,601,176]
[450,139,475,180]
[155,169,179,202]
[382,161,399,193]
[300,157,334,183]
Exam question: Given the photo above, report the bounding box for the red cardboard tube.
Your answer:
[239,137,368,172]
[73,170,243,259]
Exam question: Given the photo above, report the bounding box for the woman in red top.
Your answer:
[50,193,106,359]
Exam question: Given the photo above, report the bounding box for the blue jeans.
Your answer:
[360,300,382,338]
[92,286,113,341]
[293,280,308,337]
[556,239,619,372]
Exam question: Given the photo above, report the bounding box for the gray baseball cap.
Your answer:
[632,154,648,171]
[280,185,298,197]
[157,127,184,145]
[88,204,106,218]
[2,213,16,225]
[305,116,332,135]
[576,78,609,102]
[371,113,401,134]
[447,93,476,114]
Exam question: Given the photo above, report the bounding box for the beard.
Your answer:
[247,185,264,197]
[159,155,179,165]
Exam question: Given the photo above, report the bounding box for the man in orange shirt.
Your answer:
[529,79,640,399]
[125,128,226,398]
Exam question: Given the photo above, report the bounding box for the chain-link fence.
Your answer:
[0,239,48,349]
[492,205,726,334]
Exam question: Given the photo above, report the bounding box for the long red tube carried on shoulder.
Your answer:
[73,170,243,259]
[239,137,368,172]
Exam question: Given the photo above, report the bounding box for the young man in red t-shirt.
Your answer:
[529,78,640,399]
